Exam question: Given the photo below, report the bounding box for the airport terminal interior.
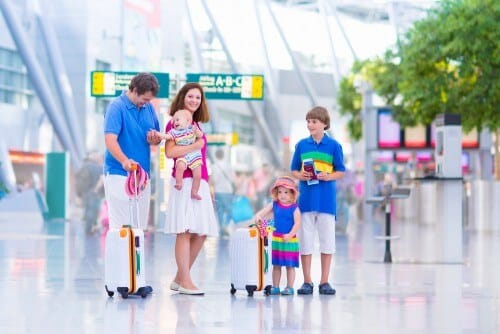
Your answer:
[1,0,499,333]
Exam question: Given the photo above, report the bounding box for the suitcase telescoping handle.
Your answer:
[131,164,141,277]
[129,163,140,229]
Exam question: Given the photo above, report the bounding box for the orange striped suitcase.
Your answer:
[104,166,152,298]
[230,226,272,296]
[104,225,151,298]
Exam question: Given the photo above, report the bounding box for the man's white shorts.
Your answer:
[298,212,336,255]
[104,174,151,230]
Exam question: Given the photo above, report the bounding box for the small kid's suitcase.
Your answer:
[230,225,272,296]
[104,165,152,298]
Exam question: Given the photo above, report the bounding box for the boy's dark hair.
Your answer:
[129,73,159,96]
[306,106,330,130]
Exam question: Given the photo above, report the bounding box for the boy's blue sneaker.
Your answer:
[318,282,336,295]
[270,286,280,295]
[297,282,314,295]
[280,287,294,295]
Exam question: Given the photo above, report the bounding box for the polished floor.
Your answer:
[0,207,499,334]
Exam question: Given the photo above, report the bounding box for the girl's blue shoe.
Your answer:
[270,287,280,295]
[281,287,294,295]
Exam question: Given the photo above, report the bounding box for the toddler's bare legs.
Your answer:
[174,161,187,190]
[286,266,295,288]
[272,265,282,287]
[191,166,202,200]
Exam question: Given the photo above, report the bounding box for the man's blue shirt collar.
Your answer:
[119,91,144,111]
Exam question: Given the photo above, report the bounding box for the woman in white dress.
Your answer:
[164,82,219,295]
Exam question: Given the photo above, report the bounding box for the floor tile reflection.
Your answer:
[0,210,499,333]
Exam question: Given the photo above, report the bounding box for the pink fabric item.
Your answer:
[99,200,109,228]
[125,164,149,198]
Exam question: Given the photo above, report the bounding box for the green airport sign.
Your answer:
[90,71,169,98]
[186,73,264,100]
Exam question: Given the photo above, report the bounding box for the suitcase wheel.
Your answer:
[137,287,148,298]
[245,285,257,297]
[246,286,256,297]
[105,285,114,297]
[117,287,129,299]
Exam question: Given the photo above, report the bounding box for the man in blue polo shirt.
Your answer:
[290,106,345,295]
[103,72,163,230]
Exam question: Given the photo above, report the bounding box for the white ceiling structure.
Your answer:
[185,0,438,166]
[189,0,437,74]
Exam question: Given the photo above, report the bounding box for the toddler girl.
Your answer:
[254,176,301,295]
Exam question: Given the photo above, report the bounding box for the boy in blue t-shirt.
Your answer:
[290,106,346,295]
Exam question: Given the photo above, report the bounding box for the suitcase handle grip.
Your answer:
[136,250,141,275]
[135,236,141,275]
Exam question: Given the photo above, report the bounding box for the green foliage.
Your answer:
[337,0,500,138]
[336,62,363,141]
[395,0,500,132]
[337,76,362,141]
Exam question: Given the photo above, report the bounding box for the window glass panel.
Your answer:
[0,47,33,107]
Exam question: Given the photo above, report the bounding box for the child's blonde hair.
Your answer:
[269,176,299,203]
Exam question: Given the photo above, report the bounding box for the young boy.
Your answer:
[290,106,345,295]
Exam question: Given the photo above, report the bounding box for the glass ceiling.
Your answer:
[188,0,437,75]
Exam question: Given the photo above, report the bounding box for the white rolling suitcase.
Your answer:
[230,226,272,296]
[104,165,152,298]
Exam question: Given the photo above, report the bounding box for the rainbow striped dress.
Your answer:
[271,202,299,268]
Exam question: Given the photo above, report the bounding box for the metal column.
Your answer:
[199,0,282,168]
[36,9,85,160]
[263,0,319,107]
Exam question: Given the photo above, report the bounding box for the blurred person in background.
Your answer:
[253,162,273,210]
[76,151,104,235]
[335,165,357,234]
[210,148,235,237]
[234,171,256,206]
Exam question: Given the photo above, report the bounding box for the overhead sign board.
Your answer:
[90,71,169,98]
[206,132,239,146]
[186,73,264,100]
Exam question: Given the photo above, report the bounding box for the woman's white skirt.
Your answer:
[163,177,219,237]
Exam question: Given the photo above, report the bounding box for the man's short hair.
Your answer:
[129,73,159,96]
